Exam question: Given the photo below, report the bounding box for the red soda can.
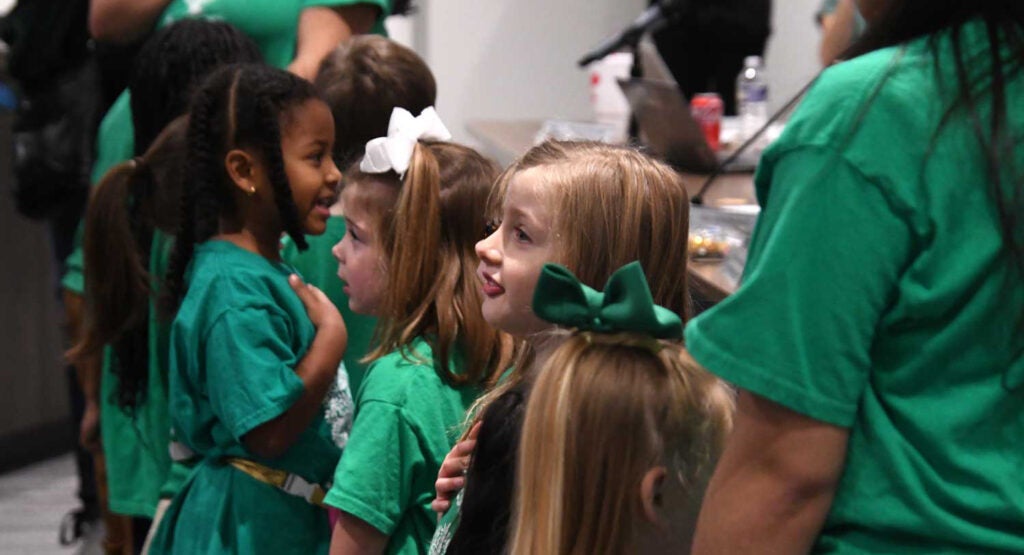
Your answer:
[690,93,723,151]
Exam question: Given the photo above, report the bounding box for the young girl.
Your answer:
[324,108,511,553]
[282,35,439,397]
[148,63,346,555]
[510,262,733,554]
[66,20,263,553]
[431,140,694,554]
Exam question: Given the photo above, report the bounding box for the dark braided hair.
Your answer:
[163,63,321,314]
[130,19,262,155]
[107,21,262,413]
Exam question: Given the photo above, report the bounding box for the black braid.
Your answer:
[257,94,309,251]
[164,64,321,315]
[129,19,262,154]
[162,70,232,316]
[112,20,262,412]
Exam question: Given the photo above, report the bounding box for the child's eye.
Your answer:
[309,151,324,164]
[512,226,532,244]
[348,227,360,242]
[483,219,500,237]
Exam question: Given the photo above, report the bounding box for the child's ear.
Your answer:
[224,149,261,196]
[640,466,668,529]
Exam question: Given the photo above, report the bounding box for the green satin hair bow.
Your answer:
[531,261,683,340]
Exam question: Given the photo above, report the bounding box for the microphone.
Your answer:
[577,0,691,67]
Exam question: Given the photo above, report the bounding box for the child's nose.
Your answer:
[326,157,342,185]
[331,240,344,263]
[475,232,501,264]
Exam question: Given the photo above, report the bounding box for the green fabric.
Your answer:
[685,22,1024,554]
[99,231,175,518]
[533,261,683,339]
[61,93,134,295]
[160,0,391,67]
[69,0,393,522]
[324,337,479,555]
[427,490,460,555]
[61,0,393,293]
[149,240,340,555]
[281,216,378,396]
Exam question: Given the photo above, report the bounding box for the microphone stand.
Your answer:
[578,2,684,142]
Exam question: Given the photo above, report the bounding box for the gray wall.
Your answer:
[397,0,825,142]
[0,111,72,469]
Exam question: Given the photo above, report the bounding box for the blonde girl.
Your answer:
[325,108,512,554]
[510,262,733,555]
[432,140,693,554]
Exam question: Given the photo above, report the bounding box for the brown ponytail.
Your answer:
[351,141,513,387]
[69,161,152,362]
[68,116,189,410]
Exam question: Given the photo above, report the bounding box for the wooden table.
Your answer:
[467,119,756,301]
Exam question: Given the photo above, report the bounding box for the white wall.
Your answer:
[395,0,824,142]
[763,0,824,114]
[408,0,645,144]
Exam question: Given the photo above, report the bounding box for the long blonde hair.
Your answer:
[468,140,692,419]
[510,334,733,555]
[345,141,513,386]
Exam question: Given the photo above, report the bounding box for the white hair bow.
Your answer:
[359,107,452,177]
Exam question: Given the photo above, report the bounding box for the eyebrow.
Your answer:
[506,205,545,229]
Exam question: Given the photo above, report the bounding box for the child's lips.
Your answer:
[480,272,504,297]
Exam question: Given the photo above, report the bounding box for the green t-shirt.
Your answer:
[281,216,378,395]
[60,92,133,295]
[160,0,390,68]
[149,240,341,555]
[684,22,1024,554]
[67,0,393,517]
[99,231,175,517]
[325,337,480,555]
[61,0,392,294]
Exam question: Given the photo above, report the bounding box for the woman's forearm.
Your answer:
[289,4,381,80]
[691,391,849,554]
[89,0,172,43]
[819,0,858,65]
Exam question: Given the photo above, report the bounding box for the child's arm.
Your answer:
[431,422,480,515]
[63,289,102,452]
[288,4,380,80]
[242,275,347,459]
[329,513,388,555]
[88,0,173,44]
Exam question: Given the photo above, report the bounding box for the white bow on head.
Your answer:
[359,107,452,177]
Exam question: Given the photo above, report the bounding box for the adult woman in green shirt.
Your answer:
[688,1,1024,553]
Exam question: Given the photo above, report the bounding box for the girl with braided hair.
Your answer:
[63,20,262,553]
[148,63,345,554]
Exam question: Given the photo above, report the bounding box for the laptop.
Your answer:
[618,38,758,173]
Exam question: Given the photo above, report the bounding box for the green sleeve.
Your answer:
[303,0,390,13]
[204,307,306,440]
[684,146,913,427]
[62,92,136,294]
[324,399,423,535]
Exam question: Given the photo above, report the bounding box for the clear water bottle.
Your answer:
[736,55,769,142]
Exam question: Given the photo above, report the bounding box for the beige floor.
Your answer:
[0,454,103,555]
